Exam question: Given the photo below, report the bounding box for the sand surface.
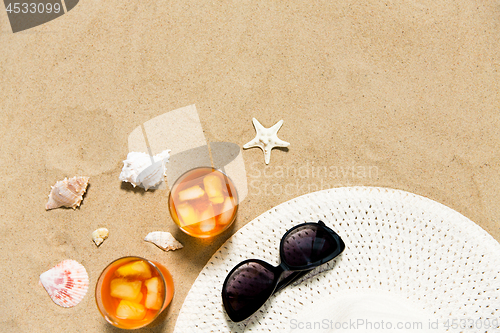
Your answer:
[0,1,499,332]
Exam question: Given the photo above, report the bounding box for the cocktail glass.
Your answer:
[95,256,174,329]
[168,167,238,238]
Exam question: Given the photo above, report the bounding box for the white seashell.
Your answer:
[45,176,90,210]
[92,228,109,247]
[144,231,183,251]
[39,259,89,308]
[119,150,170,190]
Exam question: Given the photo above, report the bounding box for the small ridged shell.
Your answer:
[92,228,109,247]
[144,231,183,251]
[45,176,89,210]
[39,259,89,308]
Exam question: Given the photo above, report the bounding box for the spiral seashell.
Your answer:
[45,176,89,210]
[39,259,89,308]
[119,150,170,190]
[144,231,183,251]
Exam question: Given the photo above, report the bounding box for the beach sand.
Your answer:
[0,1,498,332]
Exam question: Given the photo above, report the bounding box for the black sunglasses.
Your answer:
[221,220,345,322]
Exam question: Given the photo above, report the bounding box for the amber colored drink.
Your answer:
[95,257,174,330]
[169,167,238,238]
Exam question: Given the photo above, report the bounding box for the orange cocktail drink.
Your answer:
[169,167,238,238]
[95,257,174,329]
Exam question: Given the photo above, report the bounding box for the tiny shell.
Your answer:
[39,259,89,308]
[92,228,109,247]
[45,176,89,210]
[144,231,183,251]
[119,150,170,190]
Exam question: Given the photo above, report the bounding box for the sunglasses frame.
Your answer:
[222,221,345,322]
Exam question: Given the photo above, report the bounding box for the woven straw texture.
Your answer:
[174,187,500,332]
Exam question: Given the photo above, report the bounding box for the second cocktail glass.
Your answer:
[95,256,174,330]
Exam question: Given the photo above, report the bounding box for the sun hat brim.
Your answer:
[174,187,500,332]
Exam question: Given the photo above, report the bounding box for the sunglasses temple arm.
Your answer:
[274,270,312,294]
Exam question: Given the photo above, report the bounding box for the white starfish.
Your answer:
[243,118,290,164]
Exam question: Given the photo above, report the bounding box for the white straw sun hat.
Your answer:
[174,187,500,332]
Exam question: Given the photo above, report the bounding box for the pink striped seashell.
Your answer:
[39,259,89,308]
[45,176,89,210]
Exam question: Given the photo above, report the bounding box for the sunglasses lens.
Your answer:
[223,261,276,321]
[282,224,338,267]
